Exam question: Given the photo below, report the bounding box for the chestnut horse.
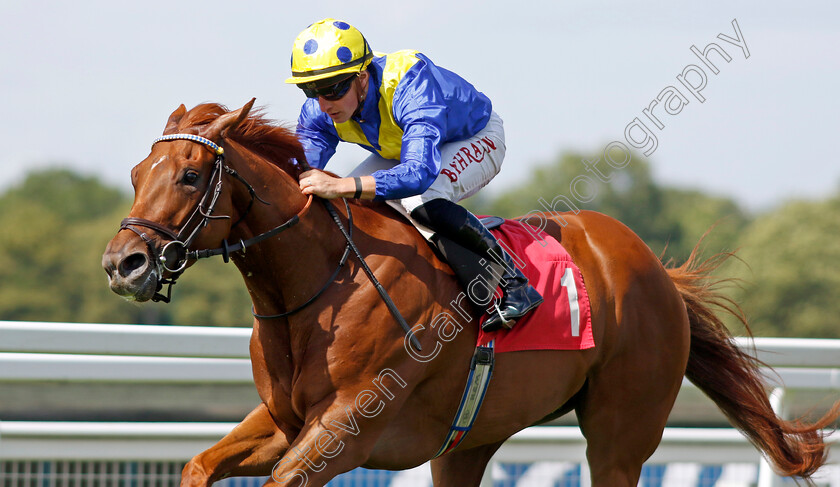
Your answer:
[102,100,838,487]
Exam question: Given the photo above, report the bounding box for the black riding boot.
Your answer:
[410,199,543,332]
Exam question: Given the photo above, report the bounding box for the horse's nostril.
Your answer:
[119,253,148,278]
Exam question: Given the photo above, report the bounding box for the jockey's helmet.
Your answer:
[285,18,373,92]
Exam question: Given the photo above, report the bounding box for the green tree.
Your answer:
[0,169,124,223]
[0,168,252,327]
[0,169,140,322]
[166,258,253,327]
[7,164,835,338]
[659,188,749,263]
[466,151,748,263]
[723,195,840,338]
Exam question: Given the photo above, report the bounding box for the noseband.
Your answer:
[122,135,229,273]
[119,134,312,302]
[118,133,420,350]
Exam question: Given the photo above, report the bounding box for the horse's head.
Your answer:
[102,100,256,302]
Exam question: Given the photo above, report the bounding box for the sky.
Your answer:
[1,1,838,211]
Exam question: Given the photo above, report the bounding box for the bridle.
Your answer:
[118,132,420,351]
[119,133,330,304]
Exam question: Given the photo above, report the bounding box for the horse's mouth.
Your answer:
[108,268,159,302]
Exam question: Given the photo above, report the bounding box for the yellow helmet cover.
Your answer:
[286,18,373,86]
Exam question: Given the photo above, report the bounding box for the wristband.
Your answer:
[353,177,363,199]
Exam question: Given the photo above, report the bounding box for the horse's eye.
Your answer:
[182,170,199,186]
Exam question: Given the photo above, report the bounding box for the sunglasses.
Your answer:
[302,75,358,101]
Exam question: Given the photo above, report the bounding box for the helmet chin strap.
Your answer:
[352,73,368,119]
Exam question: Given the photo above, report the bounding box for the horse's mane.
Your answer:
[181,103,310,178]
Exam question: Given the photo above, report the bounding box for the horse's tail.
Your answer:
[666,244,840,480]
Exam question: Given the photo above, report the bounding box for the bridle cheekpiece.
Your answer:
[116,131,419,350]
[119,133,309,302]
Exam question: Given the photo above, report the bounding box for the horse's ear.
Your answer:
[202,98,256,140]
[163,104,187,135]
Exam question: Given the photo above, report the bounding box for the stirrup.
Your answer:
[493,303,514,327]
[483,302,514,332]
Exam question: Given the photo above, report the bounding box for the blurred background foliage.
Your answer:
[0,169,253,327]
[1,156,838,337]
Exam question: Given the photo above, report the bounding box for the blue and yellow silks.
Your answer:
[295,51,492,200]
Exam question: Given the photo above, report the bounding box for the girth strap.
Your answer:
[433,340,496,457]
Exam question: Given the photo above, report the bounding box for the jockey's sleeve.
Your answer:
[370,59,448,201]
[295,100,339,170]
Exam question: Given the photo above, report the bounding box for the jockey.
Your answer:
[286,18,542,331]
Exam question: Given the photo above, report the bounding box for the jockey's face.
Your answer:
[318,71,369,124]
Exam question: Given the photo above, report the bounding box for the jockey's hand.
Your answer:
[299,169,342,199]
[299,170,374,200]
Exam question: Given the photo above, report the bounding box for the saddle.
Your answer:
[383,199,505,307]
[432,215,507,304]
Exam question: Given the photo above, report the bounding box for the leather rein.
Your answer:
[119,134,350,313]
[119,133,420,351]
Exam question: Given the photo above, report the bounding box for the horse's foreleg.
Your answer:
[181,403,294,487]
[429,441,505,487]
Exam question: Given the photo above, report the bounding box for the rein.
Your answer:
[119,133,420,351]
[322,200,422,351]
[250,198,352,319]
[120,134,316,302]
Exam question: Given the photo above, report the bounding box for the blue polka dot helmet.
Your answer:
[285,18,373,88]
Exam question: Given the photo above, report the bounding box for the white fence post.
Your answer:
[757,387,787,487]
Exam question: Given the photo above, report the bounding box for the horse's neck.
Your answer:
[222,144,341,317]
[222,142,461,369]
